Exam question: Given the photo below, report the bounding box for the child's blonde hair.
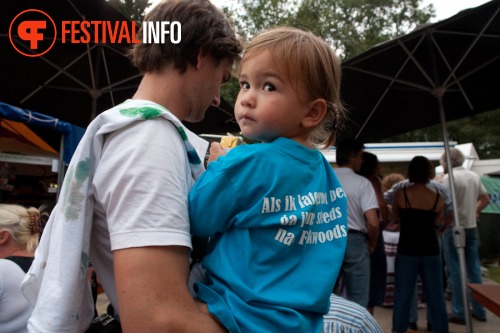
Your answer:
[382,173,405,192]
[242,26,346,147]
[0,204,44,253]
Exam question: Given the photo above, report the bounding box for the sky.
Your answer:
[151,0,491,22]
[421,0,490,21]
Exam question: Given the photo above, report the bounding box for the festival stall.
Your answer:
[0,102,84,206]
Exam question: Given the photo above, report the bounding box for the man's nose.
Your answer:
[212,95,221,107]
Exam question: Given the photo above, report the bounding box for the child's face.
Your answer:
[234,50,311,142]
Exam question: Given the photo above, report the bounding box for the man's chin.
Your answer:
[184,114,205,123]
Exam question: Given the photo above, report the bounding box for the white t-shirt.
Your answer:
[90,117,196,311]
[443,166,488,229]
[334,167,379,232]
[0,259,32,333]
[21,100,208,332]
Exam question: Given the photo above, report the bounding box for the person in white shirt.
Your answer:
[440,148,490,324]
[334,139,379,308]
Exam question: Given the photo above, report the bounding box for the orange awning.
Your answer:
[0,119,58,155]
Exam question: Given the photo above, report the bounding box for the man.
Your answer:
[334,139,379,308]
[21,1,242,332]
[440,148,490,324]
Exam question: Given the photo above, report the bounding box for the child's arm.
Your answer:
[207,136,240,164]
[207,142,225,164]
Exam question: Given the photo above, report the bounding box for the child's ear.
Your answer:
[302,99,327,128]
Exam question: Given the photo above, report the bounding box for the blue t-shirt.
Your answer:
[189,137,348,333]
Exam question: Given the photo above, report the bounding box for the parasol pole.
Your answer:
[435,88,473,333]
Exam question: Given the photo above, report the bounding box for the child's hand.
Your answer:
[207,142,225,164]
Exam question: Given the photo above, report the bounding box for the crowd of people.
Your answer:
[1,1,492,332]
[336,144,490,333]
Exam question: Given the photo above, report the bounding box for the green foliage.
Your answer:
[221,76,240,107]
[383,109,500,158]
[224,0,434,60]
[107,0,151,22]
[293,0,435,59]
[487,265,500,284]
[221,0,435,120]
[223,0,301,41]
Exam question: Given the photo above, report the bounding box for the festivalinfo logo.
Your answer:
[9,9,181,57]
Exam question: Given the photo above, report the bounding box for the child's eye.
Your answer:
[263,83,276,92]
[240,81,250,89]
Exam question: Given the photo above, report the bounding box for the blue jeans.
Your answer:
[409,282,418,323]
[442,227,486,320]
[392,254,448,333]
[341,233,370,307]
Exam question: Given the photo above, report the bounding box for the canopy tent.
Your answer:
[0,119,58,158]
[486,170,500,177]
[0,102,85,197]
[0,118,59,196]
[0,102,84,164]
[481,176,500,214]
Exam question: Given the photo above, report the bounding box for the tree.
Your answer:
[219,0,435,128]
[384,109,500,159]
[224,0,434,59]
[107,0,151,22]
[222,0,300,41]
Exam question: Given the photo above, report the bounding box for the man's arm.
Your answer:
[95,121,225,332]
[434,197,445,228]
[364,209,379,253]
[383,180,408,205]
[371,176,389,222]
[429,181,454,233]
[477,193,491,218]
[439,213,455,234]
[114,246,226,332]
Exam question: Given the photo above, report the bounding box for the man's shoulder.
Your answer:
[454,167,481,180]
[334,167,356,177]
[429,180,449,191]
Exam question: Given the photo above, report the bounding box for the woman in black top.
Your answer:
[391,156,448,333]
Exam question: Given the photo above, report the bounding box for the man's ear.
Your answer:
[196,52,205,70]
[302,98,327,128]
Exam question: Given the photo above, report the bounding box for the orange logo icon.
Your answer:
[9,9,57,57]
